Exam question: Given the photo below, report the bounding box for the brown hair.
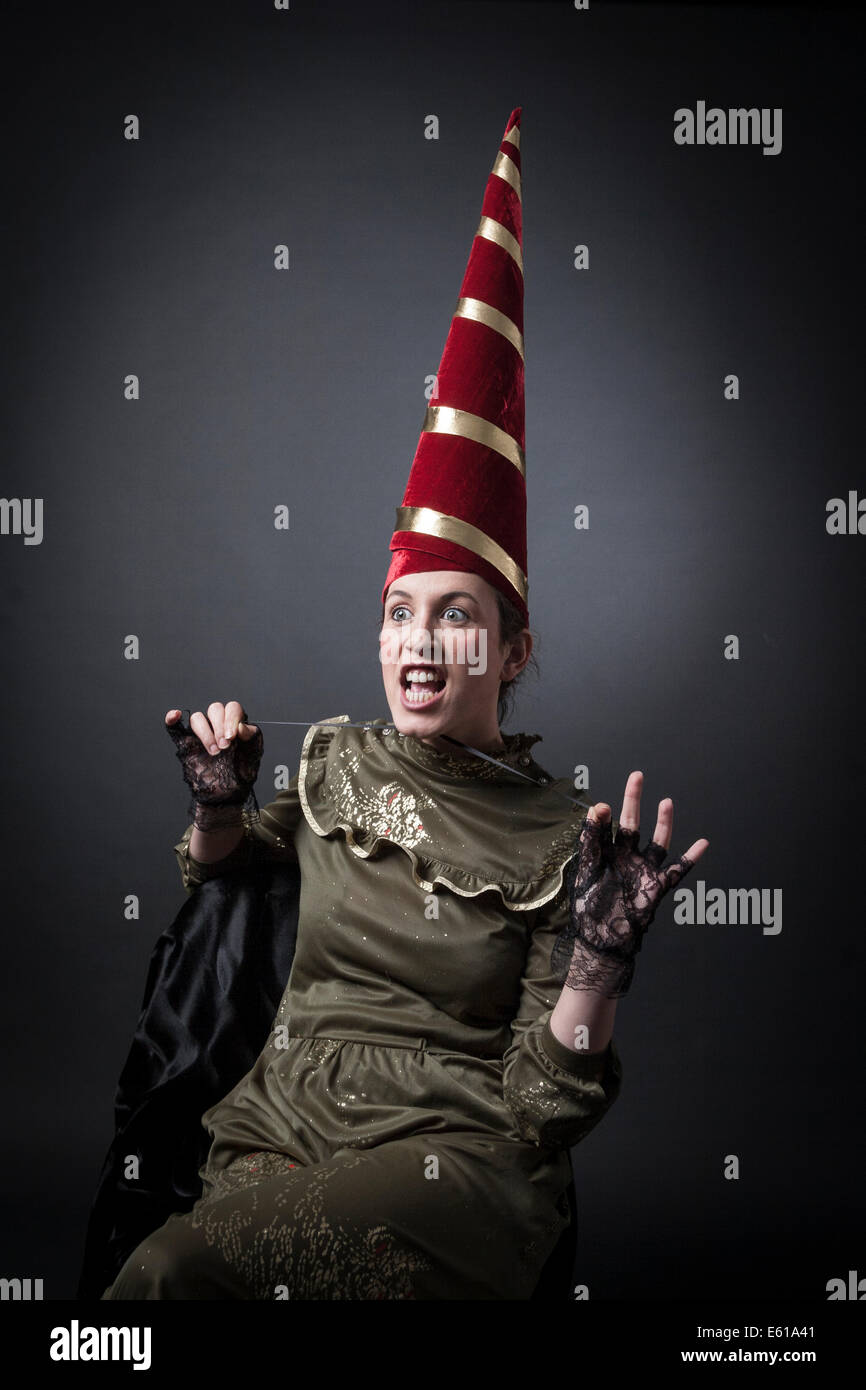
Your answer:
[493,588,539,726]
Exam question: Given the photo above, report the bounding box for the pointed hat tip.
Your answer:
[381,99,529,625]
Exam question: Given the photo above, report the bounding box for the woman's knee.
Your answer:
[102,1215,247,1300]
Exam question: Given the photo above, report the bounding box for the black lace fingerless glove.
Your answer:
[551,815,695,999]
[166,710,264,833]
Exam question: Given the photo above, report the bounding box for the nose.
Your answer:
[405,614,435,663]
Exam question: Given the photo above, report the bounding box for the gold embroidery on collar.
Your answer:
[330,745,436,851]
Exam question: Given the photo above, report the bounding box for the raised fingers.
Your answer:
[618,771,643,833]
[650,797,674,853]
[682,837,709,865]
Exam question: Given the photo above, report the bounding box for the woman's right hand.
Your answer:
[165,702,264,829]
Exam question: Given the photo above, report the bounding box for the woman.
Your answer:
[100,564,705,1300]
[100,106,707,1299]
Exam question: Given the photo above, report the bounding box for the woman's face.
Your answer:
[379,570,530,752]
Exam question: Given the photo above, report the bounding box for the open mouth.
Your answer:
[400,665,447,708]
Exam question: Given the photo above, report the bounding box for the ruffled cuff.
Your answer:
[173,822,257,895]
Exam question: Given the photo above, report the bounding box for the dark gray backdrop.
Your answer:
[1,0,863,1300]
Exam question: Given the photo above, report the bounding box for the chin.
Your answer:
[386,686,452,737]
[393,708,448,736]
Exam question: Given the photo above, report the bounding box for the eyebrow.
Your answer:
[386,589,480,605]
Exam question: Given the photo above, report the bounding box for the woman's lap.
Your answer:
[102,1133,570,1301]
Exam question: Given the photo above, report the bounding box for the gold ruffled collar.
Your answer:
[296,716,584,912]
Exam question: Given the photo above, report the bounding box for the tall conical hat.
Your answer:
[382,107,528,627]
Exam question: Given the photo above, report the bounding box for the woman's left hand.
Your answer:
[553,771,709,997]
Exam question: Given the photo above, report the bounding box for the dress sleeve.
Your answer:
[501,883,623,1150]
[173,774,303,896]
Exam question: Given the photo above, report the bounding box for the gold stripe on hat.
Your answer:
[476,215,523,274]
[395,505,528,602]
[503,123,520,151]
[423,404,525,476]
[454,297,524,362]
[491,148,522,201]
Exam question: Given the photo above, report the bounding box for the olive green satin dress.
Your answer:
[102,717,622,1300]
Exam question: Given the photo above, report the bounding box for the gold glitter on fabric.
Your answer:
[203,1149,303,1198]
[505,1074,569,1147]
[503,1026,618,1149]
[306,1037,343,1067]
[535,816,585,881]
[190,1151,434,1299]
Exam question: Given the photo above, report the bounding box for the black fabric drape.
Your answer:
[76,863,300,1300]
[76,860,576,1300]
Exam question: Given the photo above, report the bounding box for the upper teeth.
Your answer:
[405,669,441,683]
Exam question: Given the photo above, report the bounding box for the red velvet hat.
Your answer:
[382,107,529,627]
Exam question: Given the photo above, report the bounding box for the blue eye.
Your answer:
[387,603,470,622]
